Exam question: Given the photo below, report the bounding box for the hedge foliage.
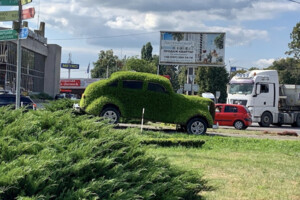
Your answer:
[142,138,205,147]
[80,71,214,126]
[44,98,76,112]
[0,107,205,199]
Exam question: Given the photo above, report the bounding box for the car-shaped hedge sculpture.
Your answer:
[79,71,215,135]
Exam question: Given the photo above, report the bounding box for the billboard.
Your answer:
[60,78,100,89]
[159,31,225,66]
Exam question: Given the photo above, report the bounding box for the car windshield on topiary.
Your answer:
[79,71,215,135]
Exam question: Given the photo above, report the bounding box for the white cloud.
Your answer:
[254,58,275,68]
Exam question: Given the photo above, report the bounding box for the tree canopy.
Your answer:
[141,42,153,61]
[91,50,121,78]
[266,57,300,84]
[124,57,157,74]
[196,66,229,103]
[286,22,300,60]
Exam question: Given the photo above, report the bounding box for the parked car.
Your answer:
[214,103,252,130]
[79,71,215,135]
[0,94,37,110]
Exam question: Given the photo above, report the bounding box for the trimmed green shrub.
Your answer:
[30,92,53,100]
[142,138,205,147]
[0,107,206,199]
[80,71,214,126]
[44,98,76,111]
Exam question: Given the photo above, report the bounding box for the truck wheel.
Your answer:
[296,115,300,127]
[187,118,207,135]
[260,112,272,127]
[234,120,244,130]
[100,107,120,124]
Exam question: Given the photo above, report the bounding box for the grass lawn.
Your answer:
[142,131,300,200]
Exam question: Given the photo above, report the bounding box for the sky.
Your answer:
[1,0,300,78]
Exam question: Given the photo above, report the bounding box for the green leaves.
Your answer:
[0,107,205,199]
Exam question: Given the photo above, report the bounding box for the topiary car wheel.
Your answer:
[187,118,207,135]
[100,107,120,124]
[234,120,244,130]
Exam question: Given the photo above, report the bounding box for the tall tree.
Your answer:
[286,22,300,60]
[141,42,153,61]
[91,50,121,78]
[159,65,180,91]
[266,58,300,84]
[195,66,229,103]
[124,57,156,74]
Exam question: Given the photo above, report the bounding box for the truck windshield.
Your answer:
[229,83,254,94]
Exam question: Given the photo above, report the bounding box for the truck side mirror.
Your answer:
[256,84,261,95]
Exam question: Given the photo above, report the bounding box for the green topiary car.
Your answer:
[80,71,215,134]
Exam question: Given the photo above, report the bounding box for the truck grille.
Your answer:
[232,99,247,106]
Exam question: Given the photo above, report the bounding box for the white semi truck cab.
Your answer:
[227,70,300,127]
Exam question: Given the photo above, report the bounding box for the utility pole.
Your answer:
[15,0,22,109]
[67,53,72,79]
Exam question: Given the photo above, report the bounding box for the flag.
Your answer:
[87,63,90,73]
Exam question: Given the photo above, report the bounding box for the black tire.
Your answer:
[187,118,207,135]
[234,120,245,130]
[296,114,300,127]
[100,107,120,124]
[260,112,273,127]
[242,126,248,130]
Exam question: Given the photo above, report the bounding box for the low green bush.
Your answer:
[0,107,206,199]
[30,92,53,100]
[44,98,76,111]
[142,138,205,147]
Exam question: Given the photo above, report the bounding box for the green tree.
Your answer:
[91,50,121,78]
[195,66,229,103]
[286,22,300,60]
[124,57,157,74]
[248,67,260,71]
[141,42,153,61]
[178,66,187,88]
[159,65,180,91]
[266,58,300,84]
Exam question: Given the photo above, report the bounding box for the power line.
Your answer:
[48,31,159,41]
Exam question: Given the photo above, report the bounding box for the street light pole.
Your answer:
[15,0,22,109]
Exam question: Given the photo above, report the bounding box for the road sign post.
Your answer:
[16,1,22,109]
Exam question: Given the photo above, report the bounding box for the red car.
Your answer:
[214,104,252,130]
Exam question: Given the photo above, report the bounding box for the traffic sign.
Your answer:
[21,0,32,5]
[230,67,237,72]
[0,10,18,21]
[0,29,18,41]
[61,63,80,69]
[0,0,32,6]
[0,28,29,41]
[19,27,28,39]
[22,7,35,20]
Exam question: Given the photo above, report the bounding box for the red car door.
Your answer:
[222,105,238,126]
[214,105,224,125]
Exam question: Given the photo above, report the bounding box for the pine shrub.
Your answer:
[0,107,205,199]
